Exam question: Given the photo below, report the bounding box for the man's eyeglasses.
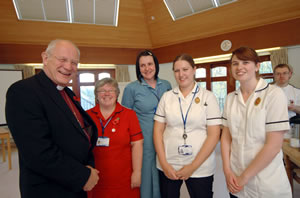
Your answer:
[274,72,290,76]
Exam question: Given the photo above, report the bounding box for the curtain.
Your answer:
[115,65,130,82]
[270,48,289,70]
[14,65,35,79]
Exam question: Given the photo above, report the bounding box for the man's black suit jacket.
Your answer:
[5,70,98,198]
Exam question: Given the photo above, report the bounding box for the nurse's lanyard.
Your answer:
[148,85,160,113]
[99,117,113,137]
[178,85,199,145]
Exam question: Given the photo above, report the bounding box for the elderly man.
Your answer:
[273,63,300,118]
[5,39,99,198]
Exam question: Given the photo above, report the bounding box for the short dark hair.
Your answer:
[135,50,160,82]
[273,63,293,73]
[230,46,260,64]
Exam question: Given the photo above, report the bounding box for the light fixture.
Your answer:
[194,47,281,64]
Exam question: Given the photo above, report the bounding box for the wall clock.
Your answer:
[220,40,232,51]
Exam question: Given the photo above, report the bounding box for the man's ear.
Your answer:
[41,52,48,66]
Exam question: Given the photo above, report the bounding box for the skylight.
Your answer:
[163,0,237,21]
[12,0,120,27]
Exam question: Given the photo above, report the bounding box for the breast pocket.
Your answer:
[248,105,266,141]
[227,106,244,139]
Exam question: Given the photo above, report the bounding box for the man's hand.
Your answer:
[83,165,99,191]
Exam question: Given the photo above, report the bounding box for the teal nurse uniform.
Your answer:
[122,78,171,198]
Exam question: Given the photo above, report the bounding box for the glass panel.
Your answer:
[196,68,206,78]
[79,73,95,83]
[259,61,273,74]
[212,81,227,112]
[264,78,273,84]
[219,0,236,6]
[98,72,111,80]
[189,0,214,12]
[211,66,226,77]
[197,81,206,89]
[80,86,95,111]
[235,80,240,90]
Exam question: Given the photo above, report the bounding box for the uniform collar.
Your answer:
[254,78,269,93]
[141,77,162,87]
[234,78,269,96]
[173,82,199,96]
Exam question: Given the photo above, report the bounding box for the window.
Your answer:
[35,68,115,110]
[163,0,237,21]
[195,55,273,111]
[196,61,232,112]
[76,70,115,110]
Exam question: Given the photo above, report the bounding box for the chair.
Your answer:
[0,127,12,170]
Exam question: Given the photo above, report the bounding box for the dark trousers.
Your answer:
[159,170,213,198]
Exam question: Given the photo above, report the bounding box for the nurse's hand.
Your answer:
[176,164,195,180]
[224,170,242,194]
[236,174,248,189]
[131,170,141,188]
[162,163,179,180]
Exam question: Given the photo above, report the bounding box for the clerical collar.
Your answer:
[56,85,65,91]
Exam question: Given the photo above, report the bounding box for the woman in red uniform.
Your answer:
[87,78,144,198]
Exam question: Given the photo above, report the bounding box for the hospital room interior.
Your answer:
[1,0,300,197]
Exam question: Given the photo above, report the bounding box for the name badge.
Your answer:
[96,137,110,147]
[178,145,193,155]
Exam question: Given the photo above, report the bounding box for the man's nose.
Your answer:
[64,61,74,70]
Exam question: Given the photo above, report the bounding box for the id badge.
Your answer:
[96,137,110,147]
[178,145,193,155]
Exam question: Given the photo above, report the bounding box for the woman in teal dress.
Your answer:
[122,50,172,198]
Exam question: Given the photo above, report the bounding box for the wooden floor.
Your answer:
[0,144,299,198]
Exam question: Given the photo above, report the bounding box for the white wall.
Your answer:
[0,64,14,69]
[288,45,300,87]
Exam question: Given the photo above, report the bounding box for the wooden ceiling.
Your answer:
[0,0,300,64]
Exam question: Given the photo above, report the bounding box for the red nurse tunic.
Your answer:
[87,102,143,198]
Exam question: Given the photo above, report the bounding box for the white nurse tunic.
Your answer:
[154,83,222,177]
[222,78,292,198]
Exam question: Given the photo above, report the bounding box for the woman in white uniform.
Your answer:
[221,46,292,198]
[153,54,222,198]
